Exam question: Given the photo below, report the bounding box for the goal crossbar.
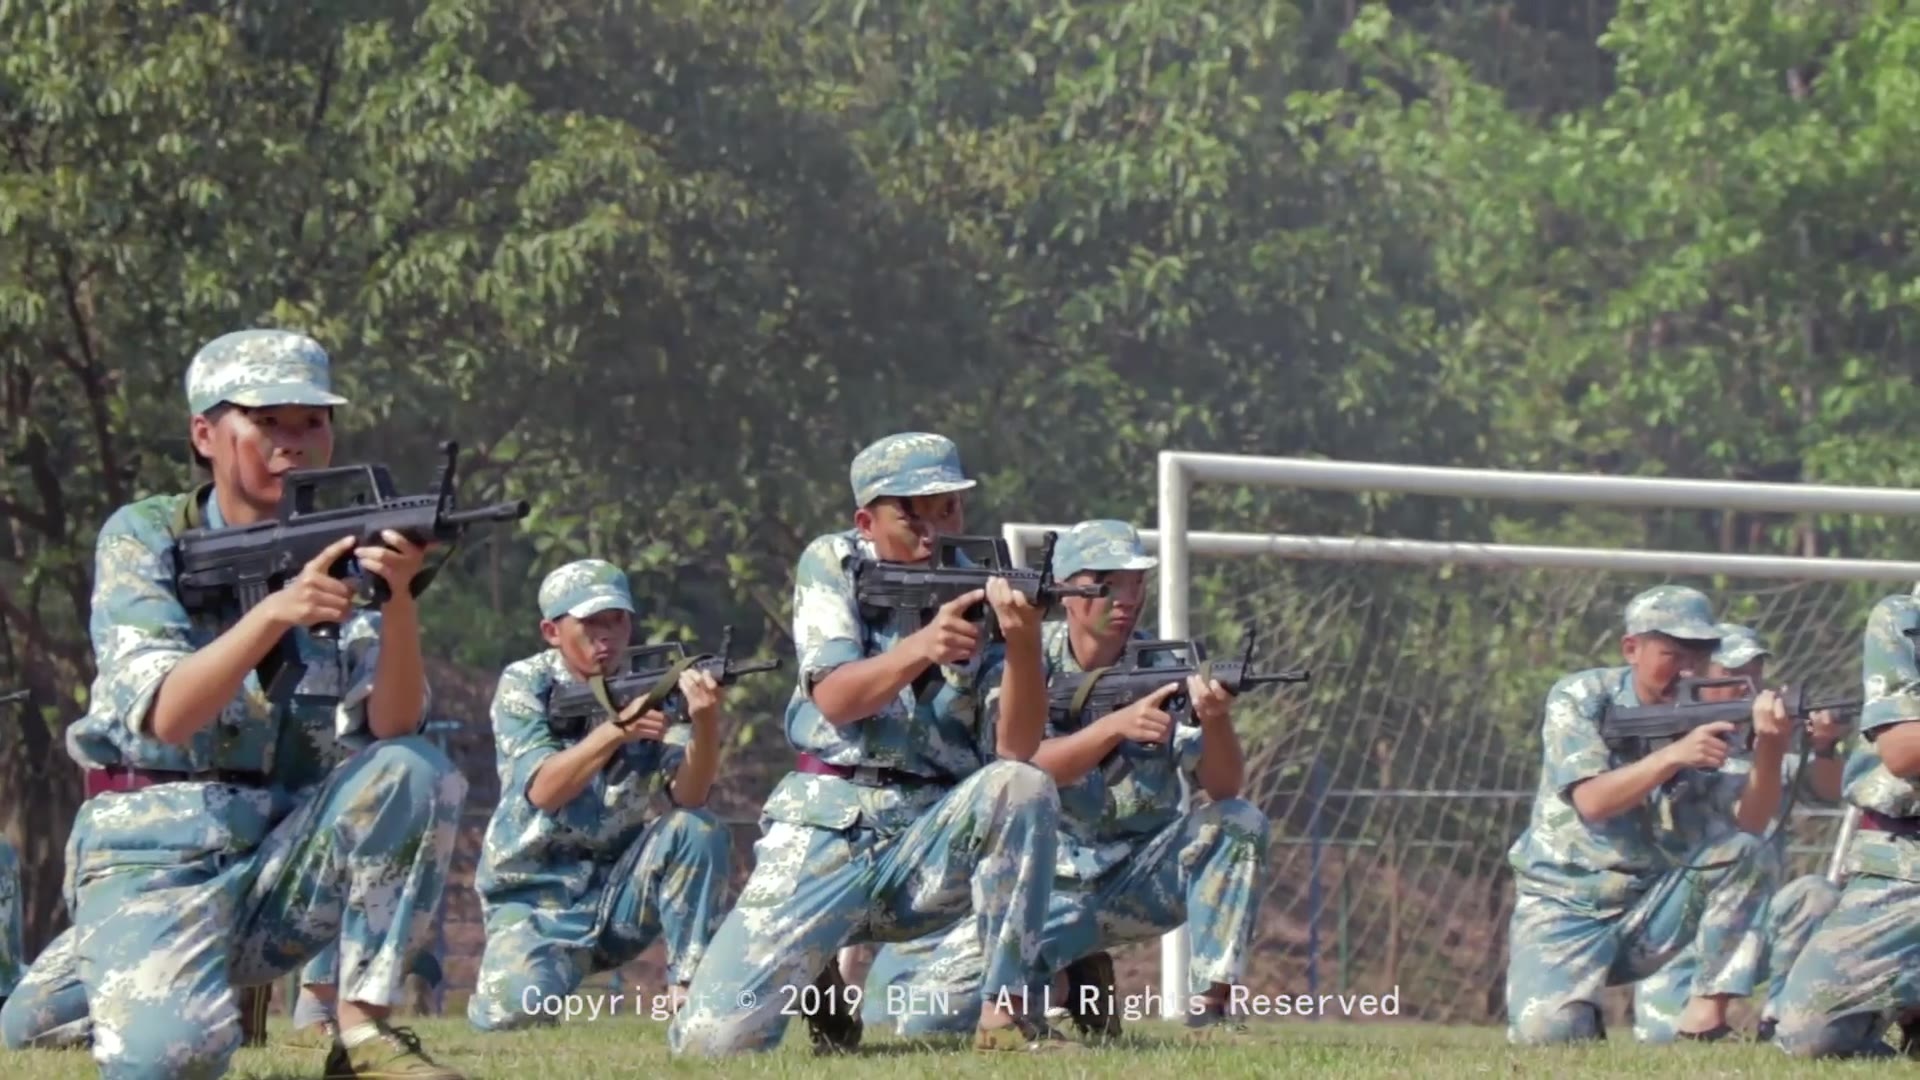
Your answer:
[999,451,1920,1017]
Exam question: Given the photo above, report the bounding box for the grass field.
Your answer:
[2,1016,1901,1078]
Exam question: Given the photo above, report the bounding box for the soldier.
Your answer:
[1505,585,1789,1044]
[1629,623,1845,1043]
[668,432,1066,1056]
[1772,593,1920,1057]
[463,559,733,1030]
[0,838,19,1014]
[859,519,1268,1040]
[0,329,469,1079]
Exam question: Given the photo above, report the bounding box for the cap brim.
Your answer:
[1660,622,1723,644]
[223,383,349,409]
[564,594,634,620]
[876,478,976,498]
[1070,555,1158,574]
[1715,645,1771,668]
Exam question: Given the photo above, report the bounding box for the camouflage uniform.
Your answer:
[860,520,1269,1036]
[466,560,730,1031]
[1772,594,1920,1058]
[0,331,468,1079]
[1630,624,1842,1043]
[0,838,20,1001]
[1506,586,1771,1045]
[668,433,1061,1056]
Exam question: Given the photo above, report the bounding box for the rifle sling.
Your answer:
[1070,666,1115,719]
[592,655,704,728]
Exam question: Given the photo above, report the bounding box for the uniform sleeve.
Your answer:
[492,661,561,798]
[658,721,690,783]
[1542,677,1612,795]
[975,649,1007,761]
[87,504,197,736]
[1174,724,1204,773]
[335,608,433,740]
[792,535,864,693]
[1861,595,1920,738]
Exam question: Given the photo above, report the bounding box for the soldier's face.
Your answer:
[1064,569,1146,638]
[1701,659,1763,702]
[1621,632,1712,699]
[542,609,634,677]
[190,404,334,517]
[855,493,965,562]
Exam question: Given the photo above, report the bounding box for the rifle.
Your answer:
[852,531,1108,643]
[548,626,782,739]
[0,689,24,706]
[1047,627,1310,757]
[1597,676,1860,759]
[175,440,529,702]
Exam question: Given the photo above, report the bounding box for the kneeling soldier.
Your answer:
[1772,594,1920,1057]
[466,560,732,1031]
[1506,586,1788,1044]
[862,520,1270,1040]
[1630,623,1845,1043]
[1,330,468,1079]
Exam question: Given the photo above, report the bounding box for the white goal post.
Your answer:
[1004,451,1920,1019]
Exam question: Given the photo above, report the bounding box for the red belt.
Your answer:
[1859,810,1920,837]
[84,765,270,800]
[794,752,942,789]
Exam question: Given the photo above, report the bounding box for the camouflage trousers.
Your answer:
[0,737,464,1079]
[0,837,21,1001]
[858,797,1270,1037]
[1630,864,1840,1042]
[467,808,732,1031]
[1507,829,1769,1045]
[668,761,1060,1056]
[1772,874,1920,1058]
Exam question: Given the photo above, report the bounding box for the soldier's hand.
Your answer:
[679,669,723,725]
[912,589,984,666]
[1662,721,1736,771]
[1808,708,1845,753]
[615,698,671,742]
[1750,688,1791,744]
[1190,675,1234,726]
[1102,682,1181,746]
[985,577,1040,642]
[262,535,357,629]
[355,529,435,602]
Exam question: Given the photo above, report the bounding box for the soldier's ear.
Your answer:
[853,503,879,539]
[1620,634,1640,664]
[539,618,563,648]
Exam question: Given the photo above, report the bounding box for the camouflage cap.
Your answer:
[1053,519,1157,580]
[849,432,976,507]
[537,559,635,621]
[185,329,348,416]
[1711,623,1771,669]
[1623,585,1721,643]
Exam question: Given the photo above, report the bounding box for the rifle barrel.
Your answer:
[1244,670,1312,686]
[443,500,530,527]
[725,660,782,676]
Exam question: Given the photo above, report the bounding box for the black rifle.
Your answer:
[175,441,529,702]
[548,626,781,739]
[1597,676,1860,759]
[852,531,1108,643]
[1047,627,1310,758]
[0,689,24,706]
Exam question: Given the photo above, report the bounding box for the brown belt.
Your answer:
[793,752,943,789]
[1859,810,1920,837]
[84,765,271,800]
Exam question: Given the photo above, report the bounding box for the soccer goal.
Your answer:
[1003,452,1920,1022]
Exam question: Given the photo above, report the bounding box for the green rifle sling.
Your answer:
[592,655,706,728]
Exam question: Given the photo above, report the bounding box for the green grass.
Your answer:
[1,1016,1903,1078]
